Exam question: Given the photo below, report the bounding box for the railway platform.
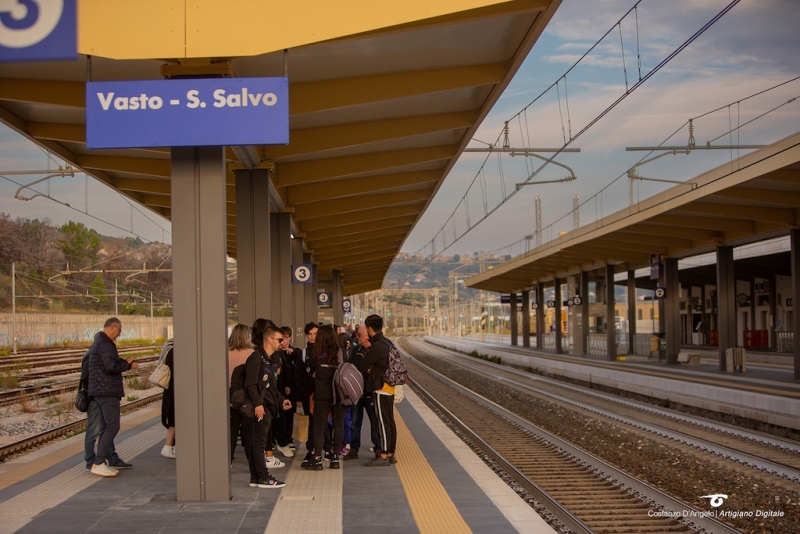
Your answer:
[427,335,800,432]
[0,387,553,534]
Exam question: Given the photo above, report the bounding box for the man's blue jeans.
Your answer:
[84,398,118,468]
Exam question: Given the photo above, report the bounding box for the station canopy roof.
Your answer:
[0,0,562,295]
[467,132,800,293]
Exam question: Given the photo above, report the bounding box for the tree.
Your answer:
[57,221,101,268]
[90,273,107,303]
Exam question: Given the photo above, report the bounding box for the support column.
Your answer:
[521,290,531,347]
[292,238,305,337]
[717,246,736,371]
[535,284,545,350]
[510,292,519,346]
[580,271,590,356]
[554,279,563,354]
[171,147,231,501]
[665,258,680,364]
[235,169,271,327]
[332,269,344,326]
[605,265,616,361]
[791,230,800,379]
[268,212,293,327]
[304,253,318,326]
[627,270,637,353]
[769,273,777,349]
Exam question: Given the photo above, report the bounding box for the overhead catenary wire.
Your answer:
[400,0,741,286]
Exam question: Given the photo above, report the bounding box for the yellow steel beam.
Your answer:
[142,195,171,208]
[313,236,405,257]
[300,204,421,231]
[294,189,431,221]
[28,122,85,143]
[114,177,171,195]
[277,146,454,187]
[287,171,440,205]
[627,223,721,242]
[76,155,171,178]
[713,187,800,208]
[79,0,515,59]
[343,262,394,276]
[760,169,800,184]
[265,112,474,160]
[679,202,796,225]
[307,226,411,249]
[648,214,754,234]
[320,251,398,270]
[316,243,400,261]
[291,64,506,116]
[304,215,417,241]
[344,281,384,295]
[305,223,413,248]
[0,78,84,107]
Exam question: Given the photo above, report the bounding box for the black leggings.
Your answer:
[312,398,344,459]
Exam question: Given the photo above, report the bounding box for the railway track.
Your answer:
[0,345,159,374]
[399,337,799,533]
[0,392,163,463]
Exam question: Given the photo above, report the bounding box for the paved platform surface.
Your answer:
[0,388,553,534]
[428,335,800,431]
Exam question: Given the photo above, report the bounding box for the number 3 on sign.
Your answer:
[292,264,312,284]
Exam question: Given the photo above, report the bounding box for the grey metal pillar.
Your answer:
[627,270,637,352]
[665,258,680,364]
[521,290,531,347]
[769,273,777,349]
[510,292,519,346]
[306,254,318,326]
[791,230,800,379]
[580,271,590,356]
[171,147,231,501]
[268,212,293,327]
[717,245,736,371]
[332,269,344,325]
[605,265,616,361]
[235,169,271,327]
[292,238,306,336]
[554,279,563,354]
[535,284,545,350]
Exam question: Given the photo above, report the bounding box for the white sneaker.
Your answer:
[161,445,176,459]
[275,443,294,458]
[265,455,284,468]
[91,463,118,477]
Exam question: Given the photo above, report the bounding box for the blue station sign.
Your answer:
[0,0,77,62]
[86,77,289,148]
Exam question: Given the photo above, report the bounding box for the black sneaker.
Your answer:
[364,457,391,467]
[324,450,334,461]
[329,457,340,469]
[301,457,323,471]
[108,457,133,469]
[249,478,257,488]
[257,476,285,489]
[388,455,397,465]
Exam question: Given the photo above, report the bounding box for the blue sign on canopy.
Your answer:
[86,77,289,148]
[0,0,77,62]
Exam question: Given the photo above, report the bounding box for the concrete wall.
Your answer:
[0,313,173,347]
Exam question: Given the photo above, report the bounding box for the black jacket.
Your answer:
[349,344,371,399]
[356,332,390,393]
[310,349,343,402]
[87,331,131,398]
[243,347,283,418]
[294,343,315,400]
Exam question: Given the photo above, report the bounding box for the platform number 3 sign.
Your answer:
[292,264,313,284]
[0,0,77,62]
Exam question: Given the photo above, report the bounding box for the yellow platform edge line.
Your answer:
[394,411,472,534]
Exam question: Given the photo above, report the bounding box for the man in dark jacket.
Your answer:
[87,317,139,477]
[345,325,381,460]
[243,324,292,488]
[294,322,317,465]
[81,348,130,470]
[355,314,396,466]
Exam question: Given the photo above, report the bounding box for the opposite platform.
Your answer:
[0,388,553,534]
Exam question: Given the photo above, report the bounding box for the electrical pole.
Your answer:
[114,279,118,316]
[150,291,155,343]
[12,262,16,355]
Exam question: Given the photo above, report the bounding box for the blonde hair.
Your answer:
[228,324,252,351]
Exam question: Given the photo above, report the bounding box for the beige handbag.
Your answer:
[148,361,171,388]
[292,413,309,442]
[393,384,404,404]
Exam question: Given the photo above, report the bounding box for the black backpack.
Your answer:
[230,363,247,410]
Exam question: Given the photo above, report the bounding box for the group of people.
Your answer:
[81,312,400,488]
[228,314,399,489]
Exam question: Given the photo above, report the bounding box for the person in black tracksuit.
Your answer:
[355,314,397,467]
[243,321,291,488]
[295,322,318,465]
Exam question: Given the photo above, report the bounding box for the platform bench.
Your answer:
[677,353,702,366]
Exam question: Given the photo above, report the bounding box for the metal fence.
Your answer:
[778,332,794,353]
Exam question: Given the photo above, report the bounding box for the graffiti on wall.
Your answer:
[0,328,136,347]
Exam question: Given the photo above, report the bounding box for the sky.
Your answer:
[0,0,798,253]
